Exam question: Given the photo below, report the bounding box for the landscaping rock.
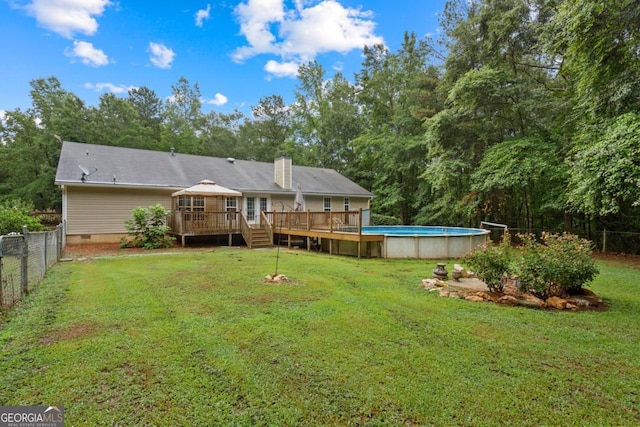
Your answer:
[568,297,593,308]
[566,302,579,311]
[567,289,603,308]
[503,283,520,297]
[476,291,497,302]
[454,264,471,278]
[546,296,568,310]
[518,293,546,309]
[497,295,519,306]
[422,278,445,290]
[433,278,604,312]
[265,274,288,283]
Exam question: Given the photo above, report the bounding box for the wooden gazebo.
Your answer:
[168,180,243,246]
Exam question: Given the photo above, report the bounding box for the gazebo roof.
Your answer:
[172,180,243,197]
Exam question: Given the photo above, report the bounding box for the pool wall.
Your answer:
[382,233,488,258]
[314,226,490,259]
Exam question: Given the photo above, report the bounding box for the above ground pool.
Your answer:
[362,225,490,259]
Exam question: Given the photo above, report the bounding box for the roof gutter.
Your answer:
[54,180,187,191]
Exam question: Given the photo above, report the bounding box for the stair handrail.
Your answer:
[260,211,273,244]
[239,212,253,248]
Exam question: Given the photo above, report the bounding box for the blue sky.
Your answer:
[1,0,447,116]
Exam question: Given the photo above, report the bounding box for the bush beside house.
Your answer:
[121,204,175,249]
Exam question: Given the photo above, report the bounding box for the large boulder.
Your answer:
[518,293,546,309]
[497,295,519,306]
[546,296,568,310]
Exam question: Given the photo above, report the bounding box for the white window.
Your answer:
[260,197,268,213]
[344,197,350,211]
[323,197,332,212]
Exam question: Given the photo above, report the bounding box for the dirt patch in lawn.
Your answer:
[62,242,216,259]
[40,322,106,345]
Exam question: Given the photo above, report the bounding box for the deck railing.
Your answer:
[239,212,252,247]
[168,211,240,236]
[168,209,364,237]
[270,210,362,233]
[260,211,273,243]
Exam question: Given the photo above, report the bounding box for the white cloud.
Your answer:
[205,93,228,106]
[264,60,299,78]
[22,0,111,39]
[281,1,382,57]
[66,41,109,66]
[195,4,211,27]
[149,42,175,69]
[233,0,285,58]
[85,82,136,94]
[232,0,384,78]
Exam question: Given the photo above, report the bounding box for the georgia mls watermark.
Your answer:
[0,406,64,427]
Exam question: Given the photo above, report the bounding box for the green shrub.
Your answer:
[464,239,513,292]
[371,213,403,226]
[518,232,599,298]
[0,199,44,235]
[122,204,175,249]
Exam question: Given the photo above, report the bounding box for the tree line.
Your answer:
[1,0,639,240]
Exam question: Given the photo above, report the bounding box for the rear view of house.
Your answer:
[55,141,373,247]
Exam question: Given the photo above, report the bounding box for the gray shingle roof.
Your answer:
[55,141,373,197]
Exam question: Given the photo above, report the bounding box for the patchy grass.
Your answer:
[1,248,639,426]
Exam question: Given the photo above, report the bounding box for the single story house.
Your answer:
[55,141,373,245]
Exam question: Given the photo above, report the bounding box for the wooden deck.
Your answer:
[168,209,383,257]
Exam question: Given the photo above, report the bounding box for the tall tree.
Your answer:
[162,77,204,153]
[198,109,249,159]
[292,61,363,173]
[547,0,640,230]
[240,95,293,162]
[127,86,165,149]
[354,33,439,224]
[422,0,567,229]
[92,93,147,147]
[0,77,93,209]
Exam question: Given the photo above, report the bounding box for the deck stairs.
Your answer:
[246,226,272,249]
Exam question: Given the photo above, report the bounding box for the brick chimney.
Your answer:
[274,155,292,189]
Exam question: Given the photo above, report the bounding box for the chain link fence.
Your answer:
[0,222,66,312]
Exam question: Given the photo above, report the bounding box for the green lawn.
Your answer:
[1,248,639,426]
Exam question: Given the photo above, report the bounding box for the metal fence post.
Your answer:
[44,230,49,267]
[602,229,607,253]
[0,235,4,305]
[21,226,28,295]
